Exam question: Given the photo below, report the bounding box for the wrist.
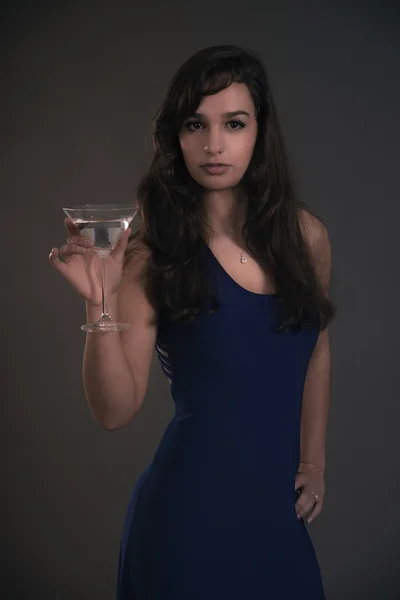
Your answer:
[85,294,118,320]
[299,461,325,476]
[85,302,103,323]
[85,299,102,310]
[85,293,117,310]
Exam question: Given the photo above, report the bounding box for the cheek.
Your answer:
[236,129,257,161]
[179,136,197,166]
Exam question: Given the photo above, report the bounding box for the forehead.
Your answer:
[195,82,255,116]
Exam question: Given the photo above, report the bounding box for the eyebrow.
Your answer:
[190,110,251,119]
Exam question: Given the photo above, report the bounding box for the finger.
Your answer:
[67,234,94,248]
[60,243,88,258]
[296,502,314,520]
[295,491,316,519]
[294,472,307,491]
[49,247,68,272]
[64,217,81,237]
[305,500,323,524]
[111,227,131,262]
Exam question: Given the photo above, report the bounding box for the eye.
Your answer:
[185,121,202,131]
[226,120,245,130]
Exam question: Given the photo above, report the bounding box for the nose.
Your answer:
[204,128,223,155]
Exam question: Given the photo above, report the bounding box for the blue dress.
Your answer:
[117,242,326,599]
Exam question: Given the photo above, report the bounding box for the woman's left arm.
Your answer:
[295,213,332,523]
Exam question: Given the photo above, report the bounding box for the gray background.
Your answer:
[2,0,399,598]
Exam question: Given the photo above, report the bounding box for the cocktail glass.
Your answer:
[62,203,139,332]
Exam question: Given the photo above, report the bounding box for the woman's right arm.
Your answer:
[82,245,158,431]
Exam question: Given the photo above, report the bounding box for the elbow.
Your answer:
[101,421,123,432]
[95,415,127,431]
[86,390,141,431]
[92,409,137,431]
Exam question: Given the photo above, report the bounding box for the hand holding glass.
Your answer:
[62,203,139,332]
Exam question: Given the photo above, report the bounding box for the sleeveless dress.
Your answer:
[116,242,326,599]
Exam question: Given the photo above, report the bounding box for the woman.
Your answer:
[50,44,336,599]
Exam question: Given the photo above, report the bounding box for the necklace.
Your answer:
[204,219,248,264]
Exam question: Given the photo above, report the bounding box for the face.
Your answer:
[178,82,258,191]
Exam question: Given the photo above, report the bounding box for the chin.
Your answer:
[196,176,242,192]
[203,184,235,192]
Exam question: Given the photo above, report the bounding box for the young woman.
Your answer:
[50,44,336,599]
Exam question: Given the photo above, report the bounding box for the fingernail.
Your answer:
[297,514,301,519]
[307,518,312,523]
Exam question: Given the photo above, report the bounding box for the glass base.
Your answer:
[81,320,130,332]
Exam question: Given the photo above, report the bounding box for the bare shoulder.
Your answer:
[123,233,153,276]
[298,207,331,295]
[298,207,328,248]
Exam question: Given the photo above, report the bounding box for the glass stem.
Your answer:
[100,256,110,320]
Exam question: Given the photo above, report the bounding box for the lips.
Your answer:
[200,163,230,174]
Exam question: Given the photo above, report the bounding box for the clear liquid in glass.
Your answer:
[75,218,132,258]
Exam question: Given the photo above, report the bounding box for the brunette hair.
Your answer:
[125,44,336,332]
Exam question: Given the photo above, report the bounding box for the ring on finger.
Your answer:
[306,490,320,503]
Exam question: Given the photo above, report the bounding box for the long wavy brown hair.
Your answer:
[124,44,337,333]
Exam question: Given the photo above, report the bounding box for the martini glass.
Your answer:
[62,203,139,332]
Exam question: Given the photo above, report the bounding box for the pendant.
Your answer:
[240,253,247,264]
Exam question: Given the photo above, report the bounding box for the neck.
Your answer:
[202,187,247,240]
